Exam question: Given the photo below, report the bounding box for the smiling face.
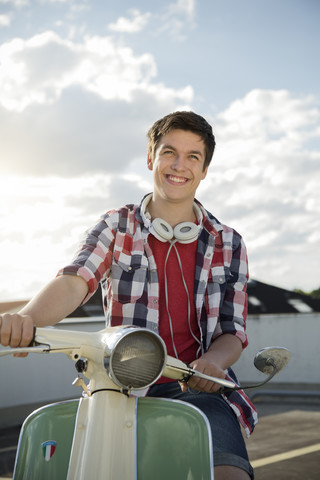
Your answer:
[147,129,208,212]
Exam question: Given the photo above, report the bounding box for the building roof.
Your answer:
[247,279,320,314]
[1,280,319,318]
[69,279,320,317]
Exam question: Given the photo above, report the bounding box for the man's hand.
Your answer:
[0,313,34,357]
[179,356,226,393]
[179,334,243,394]
[0,274,89,359]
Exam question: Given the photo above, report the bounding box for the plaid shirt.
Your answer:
[59,195,258,436]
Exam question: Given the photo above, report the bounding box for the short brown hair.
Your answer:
[147,111,216,170]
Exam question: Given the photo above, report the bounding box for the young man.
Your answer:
[0,111,257,479]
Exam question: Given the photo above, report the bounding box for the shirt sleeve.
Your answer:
[57,214,115,304]
[212,235,249,348]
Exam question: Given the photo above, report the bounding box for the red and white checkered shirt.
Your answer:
[58,195,258,436]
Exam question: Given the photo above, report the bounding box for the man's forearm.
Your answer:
[19,275,89,327]
[202,333,243,370]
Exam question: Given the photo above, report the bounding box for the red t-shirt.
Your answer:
[148,235,201,383]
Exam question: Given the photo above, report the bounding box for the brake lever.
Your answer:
[0,346,50,357]
[28,325,37,347]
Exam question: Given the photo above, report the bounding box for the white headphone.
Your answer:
[150,218,200,244]
[141,194,203,244]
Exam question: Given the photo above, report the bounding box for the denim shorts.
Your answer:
[148,382,254,479]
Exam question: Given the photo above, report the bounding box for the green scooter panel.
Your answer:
[13,396,213,479]
[13,399,79,480]
[137,397,213,480]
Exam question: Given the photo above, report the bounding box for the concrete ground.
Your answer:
[244,388,320,480]
[1,386,320,479]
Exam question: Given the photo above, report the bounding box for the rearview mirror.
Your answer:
[254,347,291,376]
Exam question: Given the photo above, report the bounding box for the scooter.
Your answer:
[0,326,290,479]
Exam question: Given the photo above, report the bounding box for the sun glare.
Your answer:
[0,174,112,301]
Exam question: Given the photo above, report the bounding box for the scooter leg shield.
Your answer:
[12,395,213,479]
[136,397,214,480]
[13,399,79,480]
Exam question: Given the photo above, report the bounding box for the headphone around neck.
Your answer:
[150,218,200,244]
[140,193,203,245]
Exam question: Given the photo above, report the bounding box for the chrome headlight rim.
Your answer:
[104,327,167,390]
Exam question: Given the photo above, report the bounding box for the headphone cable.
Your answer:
[164,240,202,359]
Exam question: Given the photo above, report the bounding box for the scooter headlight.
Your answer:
[104,328,166,390]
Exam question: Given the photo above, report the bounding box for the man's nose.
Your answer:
[172,155,185,170]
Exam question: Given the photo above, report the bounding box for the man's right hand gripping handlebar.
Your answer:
[0,313,35,357]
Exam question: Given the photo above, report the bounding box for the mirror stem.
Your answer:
[220,359,278,394]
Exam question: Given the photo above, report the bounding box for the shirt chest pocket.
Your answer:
[207,266,231,299]
[111,255,148,304]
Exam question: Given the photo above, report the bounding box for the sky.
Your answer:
[0,0,319,302]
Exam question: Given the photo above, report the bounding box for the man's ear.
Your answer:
[201,166,208,180]
[147,154,153,170]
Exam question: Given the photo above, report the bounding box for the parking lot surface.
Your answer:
[245,391,320,479]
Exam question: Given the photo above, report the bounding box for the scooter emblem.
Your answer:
[41,440,57,461]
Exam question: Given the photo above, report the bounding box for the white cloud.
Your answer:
[0,0,28,5]
[107,1,196,42]
[0,83,194,178]
[0,13,12,26]
[167,0,196,21]
[217,89,319,141]
[39,0,74,3]
[0,29,193,177]
[159,0,196,41]
[0,31,193,112]
[108,9,151,33]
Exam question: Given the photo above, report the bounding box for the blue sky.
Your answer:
[0,0,319,301]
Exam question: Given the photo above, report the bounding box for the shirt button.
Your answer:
[153,299,158,304]
[206,253,211,257]
[219,277,224,283]
[128,266,132,271]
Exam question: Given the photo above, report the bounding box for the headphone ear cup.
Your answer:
[151,218,174,242]
[173,222,200,244]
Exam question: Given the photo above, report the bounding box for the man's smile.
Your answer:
[165,174,189,185]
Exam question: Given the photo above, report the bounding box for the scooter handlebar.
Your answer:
[163,355,236,389]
